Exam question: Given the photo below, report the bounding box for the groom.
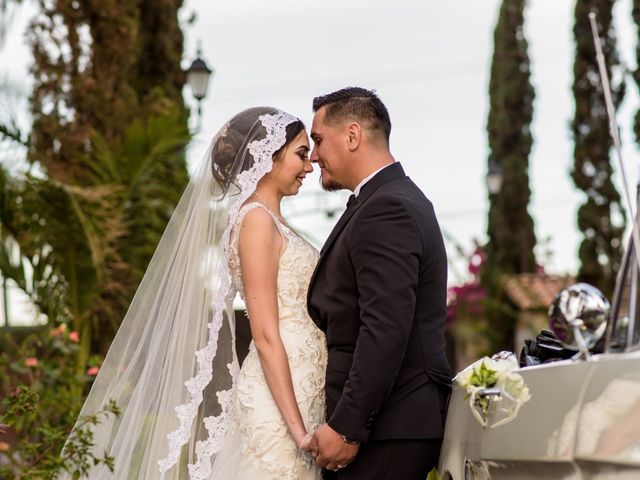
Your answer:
[307,87,453,480]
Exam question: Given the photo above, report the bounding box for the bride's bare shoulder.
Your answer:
[238,205,281,246]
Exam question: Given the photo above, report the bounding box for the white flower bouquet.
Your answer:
[454,352,531,428]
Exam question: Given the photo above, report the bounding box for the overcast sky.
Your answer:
[175,0,640,285]
[2,0,640,307]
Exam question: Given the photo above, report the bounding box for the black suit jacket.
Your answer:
[307,162,452,443]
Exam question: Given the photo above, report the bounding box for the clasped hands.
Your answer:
[299,423,359,472]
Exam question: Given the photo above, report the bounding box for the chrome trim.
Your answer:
[606,232,632,352]
[629,248,638,352]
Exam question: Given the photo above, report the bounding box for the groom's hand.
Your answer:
[313,423,359,471]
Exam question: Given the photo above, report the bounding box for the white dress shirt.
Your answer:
[353,162,396,197]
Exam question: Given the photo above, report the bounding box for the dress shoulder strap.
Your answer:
[233,202,290,248]
[237,202,284,231]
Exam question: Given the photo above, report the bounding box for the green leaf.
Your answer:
[427,467,442,480]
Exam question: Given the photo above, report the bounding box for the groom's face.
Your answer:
[310,107,348,191]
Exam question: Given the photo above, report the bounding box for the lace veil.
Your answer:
[59,107,300,479]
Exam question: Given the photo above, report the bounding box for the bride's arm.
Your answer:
[238,207,309,448]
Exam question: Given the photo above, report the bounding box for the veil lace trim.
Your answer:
[158,111,298,479]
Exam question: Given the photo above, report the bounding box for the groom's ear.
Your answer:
[346,122,362,152]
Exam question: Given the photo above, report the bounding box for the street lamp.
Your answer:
[186,43,213,129]
[484,160,508,353]
[486,160,503,196]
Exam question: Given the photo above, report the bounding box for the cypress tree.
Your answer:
[486,0,537,275]
[484,0,537,353]
[571,0,625,297]
[631,2,640,174]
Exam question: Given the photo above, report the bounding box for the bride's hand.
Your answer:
[298,432,317,455]
[307,434,319,457]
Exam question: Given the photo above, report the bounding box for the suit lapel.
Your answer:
[307,162,406,327]
[308,163,406,295]
[307,204,356,317]
[320,162,405,257]
[320,198,362,256]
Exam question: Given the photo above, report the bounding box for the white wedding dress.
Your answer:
[208,202,327,480]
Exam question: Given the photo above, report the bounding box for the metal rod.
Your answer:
[629,247,638,350]
[588,12,640,276]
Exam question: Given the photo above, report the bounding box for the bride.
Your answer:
[60,107,326,479]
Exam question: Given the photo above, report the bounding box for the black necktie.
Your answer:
[346,194,356,209]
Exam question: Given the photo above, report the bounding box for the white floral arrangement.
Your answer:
[454,352,531,428]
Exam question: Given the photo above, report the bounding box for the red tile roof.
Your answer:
[502,273,574,311]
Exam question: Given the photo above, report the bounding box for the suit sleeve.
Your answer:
[327,195,422,442]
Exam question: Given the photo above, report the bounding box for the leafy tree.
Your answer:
[0,1,192,359]
[0,111,190,363]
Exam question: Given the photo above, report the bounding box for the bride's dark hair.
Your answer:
[211,107,305,193]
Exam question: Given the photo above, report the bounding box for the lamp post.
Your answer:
[186,43,213,130]
[486,160,503,196]
[485,160,503,266]
[484,159,510,351]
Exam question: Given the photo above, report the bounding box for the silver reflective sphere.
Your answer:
[548,283,609,350]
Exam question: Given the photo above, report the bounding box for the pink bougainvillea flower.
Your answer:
[25,357,38,367]
[49,324,68,337]
[69,331,80,343]
[86,366,100,376]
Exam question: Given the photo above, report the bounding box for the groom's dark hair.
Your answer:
[313,87,391,145]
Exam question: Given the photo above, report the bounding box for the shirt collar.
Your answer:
[353,163,395,197]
